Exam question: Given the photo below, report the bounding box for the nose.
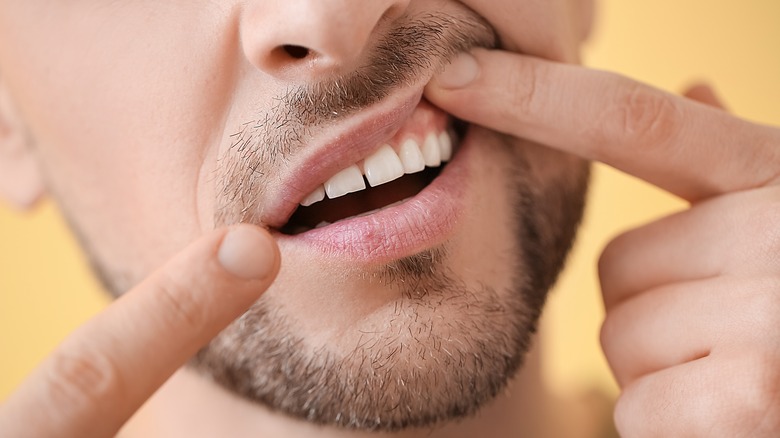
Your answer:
[240,0,411,81]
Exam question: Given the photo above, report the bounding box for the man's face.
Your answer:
[0,0,588,431]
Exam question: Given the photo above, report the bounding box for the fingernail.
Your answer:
[436,52,480,89]
[218,225,277,280]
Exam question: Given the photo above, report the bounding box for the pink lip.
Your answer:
[262,90,424,229]
[272,129,472,263]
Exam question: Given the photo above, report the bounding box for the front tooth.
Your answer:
[439,131,453,162]
[364,145,404,187]
[422,132,441,167]
[325,164,365,199]
[398,138,425,174]
[301,185,325,207]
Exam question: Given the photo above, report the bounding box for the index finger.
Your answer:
[0,225,279,438]
[426,49,780,201]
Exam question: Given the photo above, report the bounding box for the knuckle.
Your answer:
[598,232,634,303]
[45,344,123,413]
[502,58,542,121]
[598,317,627,384]
[598,234,626,283]
[598,315,617,357]
[596,80,682,156]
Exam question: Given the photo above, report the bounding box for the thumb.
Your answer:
[0,224,280,438]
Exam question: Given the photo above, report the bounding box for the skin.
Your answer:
[3,1,776,437]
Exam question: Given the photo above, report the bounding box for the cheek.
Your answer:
[0,4,240,277]
[447,133,524,296]
[450,134,588,295]
[523,142,589,188]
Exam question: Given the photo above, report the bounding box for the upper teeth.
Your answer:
[300,130,454,207]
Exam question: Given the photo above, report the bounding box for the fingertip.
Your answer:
[217,225,279,281]
[430,51,481,90]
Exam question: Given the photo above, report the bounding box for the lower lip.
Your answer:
[274,133,474,263]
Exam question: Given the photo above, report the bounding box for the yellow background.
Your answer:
[2,0,779,401]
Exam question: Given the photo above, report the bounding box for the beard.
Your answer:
[195,4,591,431]
[192,129,589,431]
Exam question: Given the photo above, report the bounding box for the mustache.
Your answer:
[231,12,496,156]
[218,11,496,225]
[286,13,497,125]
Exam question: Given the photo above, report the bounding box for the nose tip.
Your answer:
[241,0,411,81]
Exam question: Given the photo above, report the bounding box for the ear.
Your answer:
[0,77,44,209]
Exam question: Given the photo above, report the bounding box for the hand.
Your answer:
[425,50,780,436]
[0,225,280,438]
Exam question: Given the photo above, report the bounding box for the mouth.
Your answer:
[280,113,463,235]
[264,92,473,261]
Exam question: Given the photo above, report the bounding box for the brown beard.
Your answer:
[196,3,590,430]
[191,131,589,431]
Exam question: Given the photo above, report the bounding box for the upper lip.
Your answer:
[260,88,425,229]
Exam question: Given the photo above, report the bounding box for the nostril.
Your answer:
[262,45,318,77]
[282,45,311,60]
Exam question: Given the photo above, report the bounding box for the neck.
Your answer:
[122,339,560,438]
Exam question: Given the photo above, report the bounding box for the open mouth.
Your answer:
[280,119,466,235]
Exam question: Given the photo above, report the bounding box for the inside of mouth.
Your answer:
[280,165,443,235]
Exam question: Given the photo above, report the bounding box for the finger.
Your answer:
[683,82,728,110]
[0,225,280,438]
[598,206,725,307]
[600,186,780,307]
[615,352,780,437]
[600,274,779,387]
[425,49,780,201]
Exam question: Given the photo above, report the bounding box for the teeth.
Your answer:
[421,133,442,167]
[439,131,453,162]
[398,139,426,174]
[364,144,405,187]
[324,164,365,199]
[301,185,325,207]
[299,129,458,207]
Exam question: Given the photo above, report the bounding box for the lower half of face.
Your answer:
[42,104,587,430]
[191,125,589,431]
